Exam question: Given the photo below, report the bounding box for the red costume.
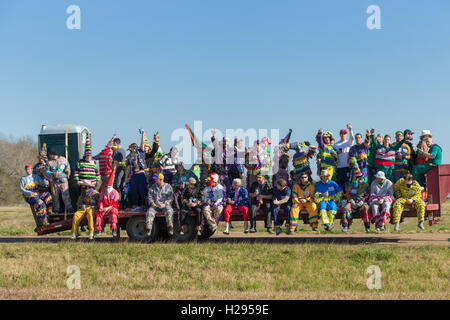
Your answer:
[96,167,120,232]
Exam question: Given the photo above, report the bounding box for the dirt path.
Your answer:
[0,232,448,246]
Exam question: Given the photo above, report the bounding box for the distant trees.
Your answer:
[0,135,37,206]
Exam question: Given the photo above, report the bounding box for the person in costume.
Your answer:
[124,131,148,210]
[229,138,245,181]
[223,178,250,235]
[74,133,100,188]
[403,129,417,170]
[95,166,120,237]
[392,173,425,231]
[71,180,99,240]
[171,162,196,210]
[314,170,342,231]
[210,129,234,192]
[248,174,274,234]
[370,130,406,182]
[159,146,180,184]
[180,177,203,235]
[369,171,394,231]
[45,148,73,213]
[33,143,49,181]
[245,140,265,188]
[392,131,412,183]
[333,124,354,187]
[20,164,53,226]
[340,158,370,232]
[94,135,116,190]
[272,130,292,187]
[260,136,272,184]
[111,137,126,208]
[290,141,316,180]
[316,129,338,181]
[412,131,442,187]
[202,173,225,233]
[367,131,383,184]
[290,172,318,232]
[141,130,161,169]
[272,178,292,235]
[349,130,371,183]
[146,173,175,236]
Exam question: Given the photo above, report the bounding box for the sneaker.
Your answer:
[168,226,174,236]
[249,227,257,233]
[197,229,202,236]
[244,221,249,234]
[89,233,94,240]
[41,218,50,227]
[324,225,329,231]
[95,230,102,236]
[112,229,117,237]
[418,221,424,230]
[267,228,274,234]
[365,227,371,233]
[223,222,230,235]
[342,226,349,232]
[71,233,77,240]
[312,227,318,232]
[328,224,334,231]
[394,223,400,231]
[286,229,291,235]
[275,227,282,236]
[146,227,152,237]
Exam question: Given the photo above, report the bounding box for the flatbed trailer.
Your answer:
[33,164,450,242]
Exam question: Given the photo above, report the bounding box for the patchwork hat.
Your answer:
[84,133,92,157]
[39,143,48,161]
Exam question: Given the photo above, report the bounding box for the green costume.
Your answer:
[412,144,442,186]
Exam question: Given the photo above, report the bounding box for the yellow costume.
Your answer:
[393,178,425,223]
[290,182,318,230]
[72,188,99,234]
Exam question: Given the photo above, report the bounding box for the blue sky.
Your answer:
[0,0,449,166]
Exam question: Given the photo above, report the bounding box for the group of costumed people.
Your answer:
[20,125,442,238]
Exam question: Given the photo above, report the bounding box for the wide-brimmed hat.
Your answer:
[374,171,386,179]
[420,130,432,138]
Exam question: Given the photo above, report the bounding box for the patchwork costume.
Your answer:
[74,135,100,187]
[371,135,406,182]
[349,132,371,183]
[45,155,73,213]
[392,140,412,183]
[316,131,338,180]
[202,174,225,232]
[369,178,394,229]
[72,187,99,235]
[20,173,53,225]
[314,180,342,228]
[290,181,318,231]
[95,168,120,233]
[290,142,316,178]
[146,181,175,232]
[393,178,425,224]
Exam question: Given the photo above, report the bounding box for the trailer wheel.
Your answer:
[126,216,158,242]
[173,215,196,242]
[197,226,216,240]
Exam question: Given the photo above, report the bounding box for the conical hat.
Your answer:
[39,143,48,161]
[106,166,116,188]
[84,133,92,158]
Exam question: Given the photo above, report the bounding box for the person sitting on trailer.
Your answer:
[146,173,175,237]
[290,172,318,232]
[368,171,394,232]
[33,143,50,191]
[210,129,234,192]
[95,166,120,237]
[202,173,225,233]
[370,131,406,182]
[171,163,196,211]
[349,130,371,184]
[314,170,342,231]
[111,137,126,208]
[45,148,74,213]
[340,158,370,232]
[392,131,412,183]
[180,177,203,236]
[413,131,442,187]
[272,178,292,235]
[223,178,250,235]
[392,173,426,231]
[248,174,274,234]
[71,180,99,240]
[147,163,162,189]
[20,164,53,227]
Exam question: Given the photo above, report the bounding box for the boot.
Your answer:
[89,233,94,240]
[167,226,174,236]
[394,222,400,231]
[223,222,230,235]
[418,221,424,230]
[244,221,249,233]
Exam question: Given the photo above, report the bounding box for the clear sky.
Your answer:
[1,0,449,168]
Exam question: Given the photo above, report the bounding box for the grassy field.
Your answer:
[0,205,449,300]
[0,242,448,299]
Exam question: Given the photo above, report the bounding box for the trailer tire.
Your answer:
[126,216,158,242]
[173,215,197,242]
